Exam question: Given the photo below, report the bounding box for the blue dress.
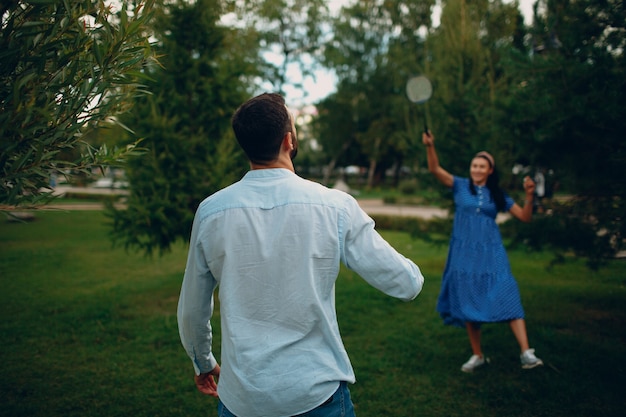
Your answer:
[437,176,525,327]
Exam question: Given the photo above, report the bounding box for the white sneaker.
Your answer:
[461,354,488,373]
[520,348,544,369]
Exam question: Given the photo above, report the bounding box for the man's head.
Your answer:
[231,93,298,165]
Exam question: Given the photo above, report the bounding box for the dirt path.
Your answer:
[14,186,516,221]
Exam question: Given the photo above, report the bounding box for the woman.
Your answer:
[423,131,543,372]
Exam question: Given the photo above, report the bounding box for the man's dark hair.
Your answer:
[231,93,292,165]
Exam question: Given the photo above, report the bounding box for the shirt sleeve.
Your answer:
[177,216,219,375]
[341,196,424,302]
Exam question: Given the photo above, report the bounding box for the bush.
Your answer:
[371,214,452,246]
[399,179,420,195]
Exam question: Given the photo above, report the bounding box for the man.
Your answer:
[177,93,424,417]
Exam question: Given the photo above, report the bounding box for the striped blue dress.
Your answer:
[437,176,525,327]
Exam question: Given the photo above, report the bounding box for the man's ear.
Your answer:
[283,132,294,150]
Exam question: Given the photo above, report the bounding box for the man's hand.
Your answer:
[194,364,221,397]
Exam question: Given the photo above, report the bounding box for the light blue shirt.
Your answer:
[177,168,424,417]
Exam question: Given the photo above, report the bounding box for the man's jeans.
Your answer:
[217,381,356,417]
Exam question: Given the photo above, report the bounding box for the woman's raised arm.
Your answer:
[423,132,454,188]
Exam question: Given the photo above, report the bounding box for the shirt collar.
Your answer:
[243,168,295,180]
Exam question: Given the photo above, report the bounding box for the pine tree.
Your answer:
[108,0,259,255]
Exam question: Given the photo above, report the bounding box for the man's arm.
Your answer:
[177,218,219,376]
[342,197,424,301]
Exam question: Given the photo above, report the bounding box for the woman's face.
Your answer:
[470,157,493,186]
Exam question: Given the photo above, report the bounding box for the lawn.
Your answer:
[1,210,624,417]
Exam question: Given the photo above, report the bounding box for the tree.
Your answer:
[235,0,331,103]
[0,0,155,210]
[425,0,525,177]
[107,0,259,255]
[315,0,434,187]
[313,86,366,185]
[224,0,333,182]
[501,0,626,268]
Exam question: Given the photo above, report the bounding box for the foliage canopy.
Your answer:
[3,0,623,267]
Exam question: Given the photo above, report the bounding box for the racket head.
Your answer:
[406,75,432,104]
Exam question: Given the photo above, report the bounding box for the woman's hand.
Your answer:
[510,176,536,222]
[422,131,434,147]
[523,176,536,196]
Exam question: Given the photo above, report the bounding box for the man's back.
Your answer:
[179,168,422,416]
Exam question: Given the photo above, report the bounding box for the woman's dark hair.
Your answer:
[469,156,507,212]
[231,93,292,165]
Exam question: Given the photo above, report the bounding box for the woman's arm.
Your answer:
[509,176,535,222]
[423,131,454,188]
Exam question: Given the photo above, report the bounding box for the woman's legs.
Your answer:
[465,322,482,356]
[463,319,541,370]
[510,318,543,368]
[467,319,531,354]
[461,322,487,372]
[509,318,530,353]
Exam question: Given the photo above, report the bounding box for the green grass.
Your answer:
[1,211,625,417]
